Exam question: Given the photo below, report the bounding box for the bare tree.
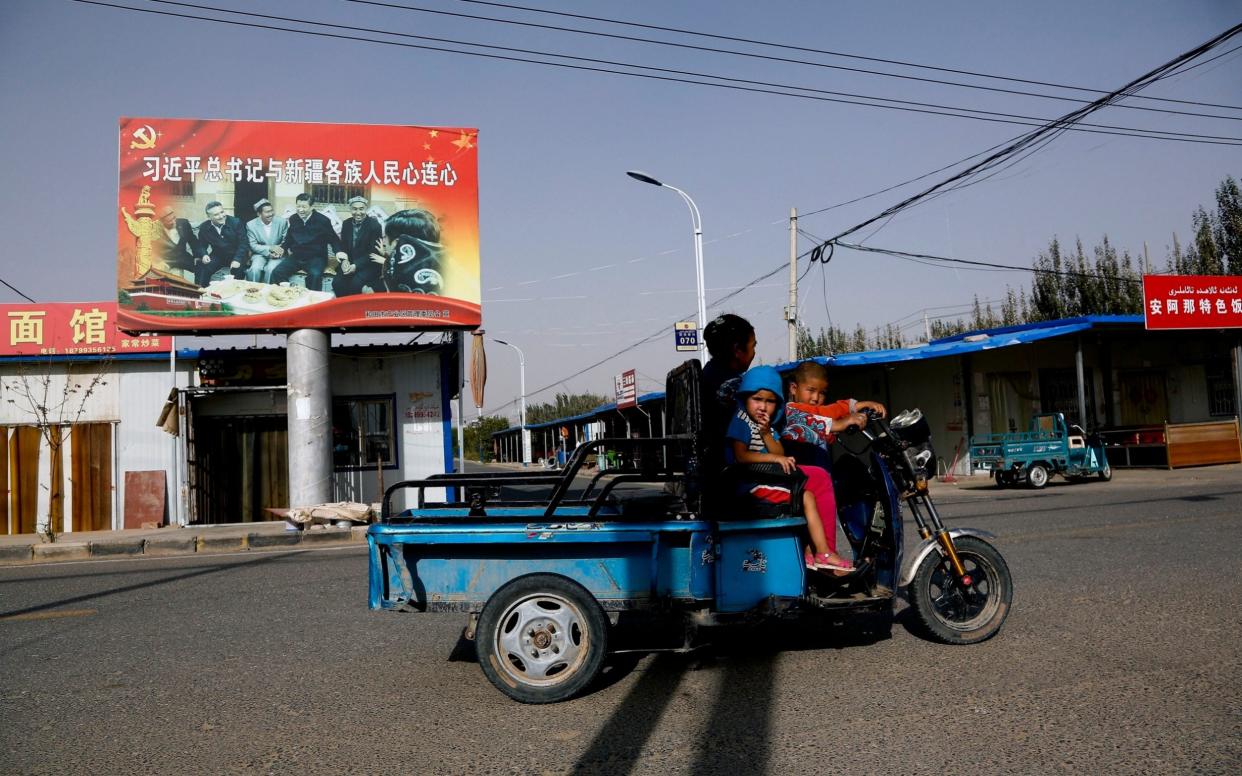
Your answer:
[3,358,112,541]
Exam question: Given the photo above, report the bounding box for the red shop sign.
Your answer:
[1142,274,1242,330]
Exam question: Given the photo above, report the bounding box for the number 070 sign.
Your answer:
[674,321,699,352]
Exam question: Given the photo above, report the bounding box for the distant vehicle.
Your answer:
[969,412,1112,489]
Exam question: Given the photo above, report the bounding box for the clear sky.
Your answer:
[1,1,1239,421]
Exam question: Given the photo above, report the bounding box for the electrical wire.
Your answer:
[454,0,1242,112]
[350,0,1242,122]
[811,22,1242,249]
[836,241,1144,284]
[74,2,1242,145]
[0,277,36,303]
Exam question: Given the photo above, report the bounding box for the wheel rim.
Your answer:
[927,551,1003,632]
[493,593,590,688]
[1029,466,1047,487]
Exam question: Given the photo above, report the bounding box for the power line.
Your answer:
[0,277,36,303]
[455,0,1242,112]
[350,0,1242,122]
[78,2,1242,146]
[811,22,1242,249]
[836,241,1144,284]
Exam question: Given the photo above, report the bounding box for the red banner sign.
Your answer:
[2,302,171,357]
[1143,274,1242,330]
[615,369,637,409]
[116,117,480,334]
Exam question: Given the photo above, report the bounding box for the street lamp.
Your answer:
[626,170,707,362]
[493,338,530,465]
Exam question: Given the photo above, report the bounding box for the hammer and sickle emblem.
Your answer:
[130,125,157,150]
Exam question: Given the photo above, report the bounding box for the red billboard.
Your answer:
[2,302,171,357]
[1143,274,1242,330]
[116,117,480,333]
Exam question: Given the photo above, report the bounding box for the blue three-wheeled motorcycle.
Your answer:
[368,361,1013,703]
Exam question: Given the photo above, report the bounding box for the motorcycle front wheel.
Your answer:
[908,536,1012,645]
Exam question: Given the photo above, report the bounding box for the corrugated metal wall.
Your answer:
[117,360,193,528]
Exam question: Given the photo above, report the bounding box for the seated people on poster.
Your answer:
[245,199,288,283]
[194,201,248,287]
[270,193,341,291]
[332,196,385,297]
[381,208,445,295]
[157,205,198,277]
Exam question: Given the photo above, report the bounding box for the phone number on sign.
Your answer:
[364,309,453,319]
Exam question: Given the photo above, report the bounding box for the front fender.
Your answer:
[898,528,997,589]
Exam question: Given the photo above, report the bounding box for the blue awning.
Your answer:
[493,315,1146,436]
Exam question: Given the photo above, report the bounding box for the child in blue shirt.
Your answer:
[725,366,852,572]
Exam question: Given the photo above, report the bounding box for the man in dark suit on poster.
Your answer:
[194,200,248,286]
[270,193,342,291]
[332,195,384,297]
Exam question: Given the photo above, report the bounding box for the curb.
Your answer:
[0,525,372,567]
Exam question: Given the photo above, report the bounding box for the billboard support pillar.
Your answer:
[288,329,332,508]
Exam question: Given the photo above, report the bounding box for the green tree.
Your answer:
[461,415,510,462]
[1187,206,1223,274]
[1213,176,1242,275]
[1030,238,1068,321]
[526,392,608,425]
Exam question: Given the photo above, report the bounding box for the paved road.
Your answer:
[2,467,1240,775]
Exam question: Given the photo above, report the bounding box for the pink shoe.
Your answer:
[810,552,853,572]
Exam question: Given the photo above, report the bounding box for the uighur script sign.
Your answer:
[1143,275,1242,330]
[2,302,171,357]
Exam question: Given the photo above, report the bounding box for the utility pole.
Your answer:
[786,207,798,361]
[1143,241,1151,275]
[924,312,932,344]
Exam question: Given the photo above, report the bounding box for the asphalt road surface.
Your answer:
[2,467,1240,775]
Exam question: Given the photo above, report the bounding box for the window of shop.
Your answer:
[1038,367,1097,428]
[309,183,369,206]
[1206,363,1237,417]
[332,394,398,471]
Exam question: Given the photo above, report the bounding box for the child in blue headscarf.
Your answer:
[725,365,852,572]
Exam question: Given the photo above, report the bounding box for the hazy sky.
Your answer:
[1,1,1239,421]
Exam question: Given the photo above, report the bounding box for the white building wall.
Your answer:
[0,361,120,425]
[117,360,195,528]
[330,349,449,512]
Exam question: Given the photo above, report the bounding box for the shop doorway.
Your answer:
[190,414,288,524]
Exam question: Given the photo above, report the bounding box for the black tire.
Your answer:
[1097,460,1113,482]
[476,573,608,704]
[1026,463,1049,489]
[907,536,1012,645]
[995,471,1012,489]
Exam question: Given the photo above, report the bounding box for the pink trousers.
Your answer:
[799,465,838,554]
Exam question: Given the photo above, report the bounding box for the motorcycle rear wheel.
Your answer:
[908,536,1012,645]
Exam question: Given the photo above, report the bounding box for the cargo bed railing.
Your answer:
[382,436,695,521]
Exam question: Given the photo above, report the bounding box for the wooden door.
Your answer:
[71,423,113,531]
[9,426,41,534]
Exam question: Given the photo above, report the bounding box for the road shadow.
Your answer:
[568,610,890,775]
[0,551,298,619]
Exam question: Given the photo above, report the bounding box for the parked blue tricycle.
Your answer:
[969,412,1112,489]
[369,361,1013,703]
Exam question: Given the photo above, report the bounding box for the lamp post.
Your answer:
[626,170,707,362]
[493,338,530,465]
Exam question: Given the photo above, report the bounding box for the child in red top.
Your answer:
[780,362,886,564]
